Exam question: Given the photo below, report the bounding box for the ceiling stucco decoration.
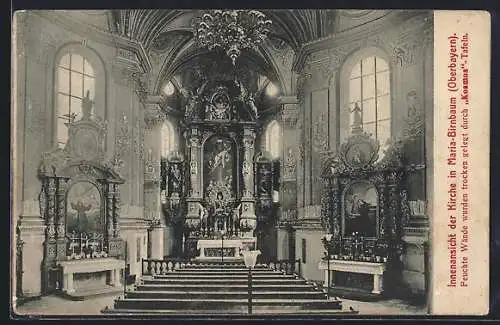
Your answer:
[338,10,374,18]
[108,10,428,100]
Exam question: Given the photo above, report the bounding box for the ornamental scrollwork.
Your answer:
[144,105,167,129]
[283,147,297,180]
[312,112,329,153]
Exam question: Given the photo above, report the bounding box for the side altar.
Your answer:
[161,77,275,261]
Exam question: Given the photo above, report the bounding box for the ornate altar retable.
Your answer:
[161,78,274,260]
[38,95,125,297]
[319,122,412,295]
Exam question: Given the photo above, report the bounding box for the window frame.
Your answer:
[52,43,107,150]
[161,120,176,159]
[339,47,392,152]
[55,52,96,148]
[348,56,391,146]
[265,120,282,159]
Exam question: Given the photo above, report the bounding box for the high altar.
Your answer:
[161,78,275,260]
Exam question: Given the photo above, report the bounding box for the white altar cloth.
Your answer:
[196,238,256,260]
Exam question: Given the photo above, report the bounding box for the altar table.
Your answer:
[58,258,124,293]
[318,259,387,294]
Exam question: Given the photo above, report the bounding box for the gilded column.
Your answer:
[185,128,202,230]
[188,128,202,199]
[240,127,257,235]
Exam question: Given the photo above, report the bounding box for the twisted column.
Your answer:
[46,178,57,241]
[106,183,114,239]
[55,177,68,239]
[113,183,120,238]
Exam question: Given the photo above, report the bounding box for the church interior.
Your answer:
[12,9,432,316]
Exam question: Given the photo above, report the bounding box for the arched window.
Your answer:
[265,120,281,159]
[161,120,175,158]
[56,52,96,148]
[348,55,391,150]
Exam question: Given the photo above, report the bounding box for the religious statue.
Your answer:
[258,165,272,194]
[81,90,94,120]
[404,90,424,136]
[350,102,363,134]
[182,81,208,119]
[351,146,367,166]
[235,78,258,120]
[170,164,182,193]
[213,192,227,231]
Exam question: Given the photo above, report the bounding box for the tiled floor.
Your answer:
[13,294,427,317]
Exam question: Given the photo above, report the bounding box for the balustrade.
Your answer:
[141,257,302,277]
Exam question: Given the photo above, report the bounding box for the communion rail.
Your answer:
[141,257,302,277]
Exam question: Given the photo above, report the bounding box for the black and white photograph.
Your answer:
[10,9,490,317]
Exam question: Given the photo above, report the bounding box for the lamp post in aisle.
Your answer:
[242,249,261,315]
[324,234,333,299]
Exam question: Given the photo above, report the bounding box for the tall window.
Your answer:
[161,121,175,158]
[265,120,281,159]
[348,56,391,149]
[56,53,95,148]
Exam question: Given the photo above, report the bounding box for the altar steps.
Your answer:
[113,297,342,310]
[126,290,325,300]
[136,283,316,292]
[142,278,308,286]
[102,307,357,316]
[106,261,356,315]
[149,274,299,280]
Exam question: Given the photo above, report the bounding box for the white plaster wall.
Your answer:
[295,229,324,282]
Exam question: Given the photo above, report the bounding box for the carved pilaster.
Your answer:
[113,183,120,238]
[296,72,312,104]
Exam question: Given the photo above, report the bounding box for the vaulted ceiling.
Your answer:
[109,10,341,52]
[105,10,391,113]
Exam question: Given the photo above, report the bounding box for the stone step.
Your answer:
[126,290,326,300]
[170,269,284,275]
[102,307,357,315]
[136,283,318,292]
[151,273,298,280]
[142,278,307,286]
[114,297,343,310]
